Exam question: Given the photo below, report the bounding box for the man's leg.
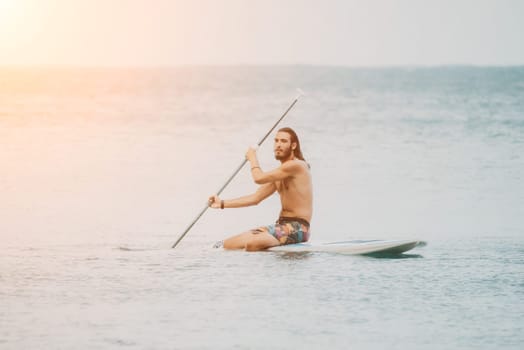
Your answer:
[223,231,252,249]
[245,232,280,251]
[223,230,280,251]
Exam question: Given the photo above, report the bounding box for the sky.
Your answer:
[1,0,523,67]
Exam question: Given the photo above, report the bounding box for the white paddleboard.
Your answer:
[268,239,426,255]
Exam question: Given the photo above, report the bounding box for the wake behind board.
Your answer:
[268,239,425,255]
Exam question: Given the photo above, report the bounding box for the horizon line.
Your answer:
[1,62,523,70]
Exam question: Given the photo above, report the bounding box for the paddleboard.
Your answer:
[268,239,426,255]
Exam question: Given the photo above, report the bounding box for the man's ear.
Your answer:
[292,142,297,151]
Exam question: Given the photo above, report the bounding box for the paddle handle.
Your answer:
[171,91,303,248]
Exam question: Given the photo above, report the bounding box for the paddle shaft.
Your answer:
[171,96,301,248]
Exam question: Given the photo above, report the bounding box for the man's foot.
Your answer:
[212,240,224,249]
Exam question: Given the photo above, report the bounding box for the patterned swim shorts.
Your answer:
[252,216,310,245]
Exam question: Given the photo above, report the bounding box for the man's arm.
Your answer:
[209,182,276,209]
[245,146,305,185]
[250,161,303,185]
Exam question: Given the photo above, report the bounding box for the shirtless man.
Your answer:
[208,127,313,251]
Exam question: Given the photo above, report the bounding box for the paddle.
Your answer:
[171,89,304,248]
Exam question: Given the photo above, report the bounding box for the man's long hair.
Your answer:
[278,127,306,163]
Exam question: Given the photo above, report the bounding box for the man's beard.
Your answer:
[275,147,292,160]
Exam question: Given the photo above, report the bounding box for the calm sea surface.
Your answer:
[1,66,523,349]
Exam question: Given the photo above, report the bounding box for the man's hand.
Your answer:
[245,145,258,163]
[208,194,221,209]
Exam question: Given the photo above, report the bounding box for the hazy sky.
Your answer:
[1,0,523,66]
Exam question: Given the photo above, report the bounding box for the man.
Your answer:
[208,127,313,251]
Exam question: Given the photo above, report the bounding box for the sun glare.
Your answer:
[0,0,15,13]
[0,0,32,64]
[0,0,18,27]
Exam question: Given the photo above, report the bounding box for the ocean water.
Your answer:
[1,66,523,349]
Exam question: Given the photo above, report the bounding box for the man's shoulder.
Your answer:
[281,159,309,172]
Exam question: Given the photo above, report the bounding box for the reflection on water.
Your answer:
[363,252,425,259]
[271,251,314,260]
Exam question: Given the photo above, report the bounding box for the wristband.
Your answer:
[220,200,224,209]
[251,166,260,171]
